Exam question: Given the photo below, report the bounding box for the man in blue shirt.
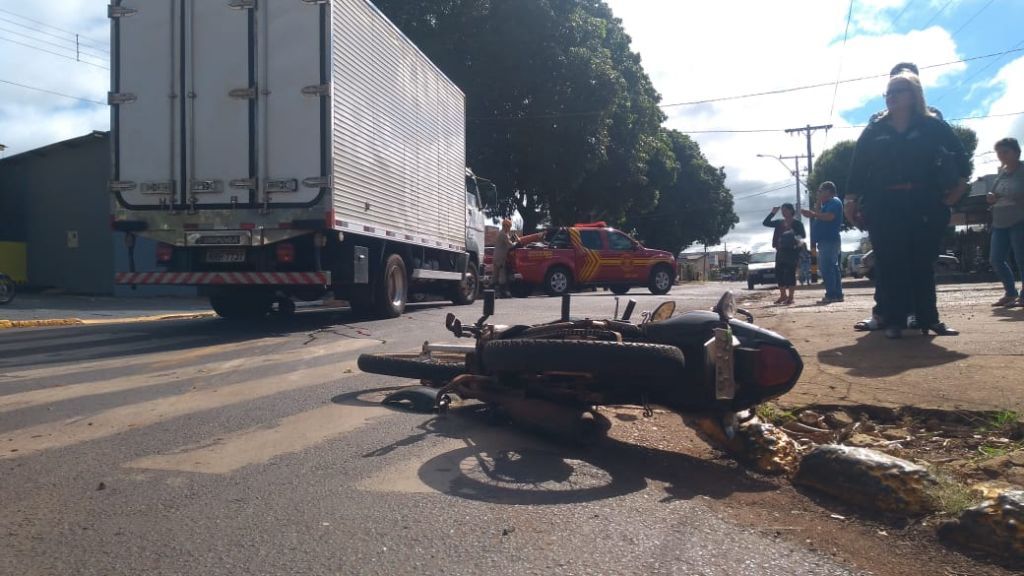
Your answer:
[803,181,844,303]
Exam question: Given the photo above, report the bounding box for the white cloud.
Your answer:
[0,0,109,156]
[607,0,973,252]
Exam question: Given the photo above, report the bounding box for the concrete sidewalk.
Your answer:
[0,292,214,328]
[744,279,1024,414]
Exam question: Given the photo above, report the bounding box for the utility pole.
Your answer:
[784,123,832,175]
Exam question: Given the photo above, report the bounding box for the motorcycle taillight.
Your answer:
[753,345,801,388]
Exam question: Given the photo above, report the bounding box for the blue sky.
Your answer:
[1,0,1021,253]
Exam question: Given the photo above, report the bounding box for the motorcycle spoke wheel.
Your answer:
[357,353,465,382]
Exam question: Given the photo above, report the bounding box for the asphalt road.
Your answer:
[0,284,861,575]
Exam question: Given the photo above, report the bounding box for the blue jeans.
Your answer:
[817,240,843,299]
[990,222,1024,297]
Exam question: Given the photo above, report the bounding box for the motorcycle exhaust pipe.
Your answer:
[495,398,610,445]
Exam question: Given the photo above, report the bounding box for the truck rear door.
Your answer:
[110,0,180,209]
[111,0,326,211]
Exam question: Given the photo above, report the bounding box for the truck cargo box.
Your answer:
[111,0,467,252]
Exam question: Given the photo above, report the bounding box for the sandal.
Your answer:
[785,297,795,305]
[992,294,1017,307]
[854,316,885,331]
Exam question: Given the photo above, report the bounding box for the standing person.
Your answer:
[802,181,844,304]
[798,244,811,286]
[763,203,806,305]
[492,219,518,298]
[986,137,1024,307]
[856,61,946,331]
[845,71,970,339]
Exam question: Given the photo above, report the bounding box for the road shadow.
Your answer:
[0,307,397,370]
[992,307,1024,322]
[816,332,968,377]
[331,386,778,506]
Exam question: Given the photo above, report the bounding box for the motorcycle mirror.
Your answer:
[483,290,495,317]
[621,299,637,321]
[713,291,737,321]
[445,312,457,331]
[650,301,676,322]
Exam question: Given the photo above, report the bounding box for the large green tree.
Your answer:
[630,130,738,255]
[373,0,669,232]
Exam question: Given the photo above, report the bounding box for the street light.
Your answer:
[756,153,809,217]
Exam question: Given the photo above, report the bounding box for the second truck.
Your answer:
[109,0,487,319]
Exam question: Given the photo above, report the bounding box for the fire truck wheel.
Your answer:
[610,285,630,295]
[451,262,479,306]
[482,339,684,382]
[543,266,572,297]
[648,265,674,295]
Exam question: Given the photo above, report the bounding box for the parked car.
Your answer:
[746,252,776,290]
[858,250,959,280]
[508,223,677,296]
[846,254,864,278]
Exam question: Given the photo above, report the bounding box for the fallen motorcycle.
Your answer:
[358,291,803,457]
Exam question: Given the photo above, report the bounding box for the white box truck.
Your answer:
[109,0,487,319]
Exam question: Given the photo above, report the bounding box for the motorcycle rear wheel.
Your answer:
[482,339,684,381]
[358,353,465,382]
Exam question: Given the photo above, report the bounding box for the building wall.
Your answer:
[0,132,194,296]
[0,134,112,293]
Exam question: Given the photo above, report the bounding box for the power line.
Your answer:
[0,8,108,53]
[676,110,1024,136]
[949,0,996,39]
[883,0,917,33]
[0,35,109,70]
[660,47,1024,109]
[827,0,855,124]
[468,46,1024,123]
[733,182,795,201]
[920,0,954,29]
[0,77,105,105]
[933,38,1024,106]
[0,25,108,61]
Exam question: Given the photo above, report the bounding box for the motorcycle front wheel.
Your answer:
[357,353,465,383]
[482,339,684,381]
[0,275,14,305]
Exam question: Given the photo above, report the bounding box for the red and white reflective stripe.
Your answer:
[115,272,331,285]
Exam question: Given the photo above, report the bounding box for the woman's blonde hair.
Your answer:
[887,72,934,118]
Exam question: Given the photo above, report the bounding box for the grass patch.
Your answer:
[930,472,984,517]
[755,403,796,426]
[988,410,1020,430]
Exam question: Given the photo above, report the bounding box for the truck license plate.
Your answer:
[205,249,246,263]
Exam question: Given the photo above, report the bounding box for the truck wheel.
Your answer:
[610,285,630,295]
[747,279,755,290]
[482,339,684,383]
[451,262,478,305]
[648,265,674,295]
[374,254,408,318]
[543,266,572,297]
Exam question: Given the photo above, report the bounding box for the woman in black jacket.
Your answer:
[844,71,969,338]
[763,203,806,305]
